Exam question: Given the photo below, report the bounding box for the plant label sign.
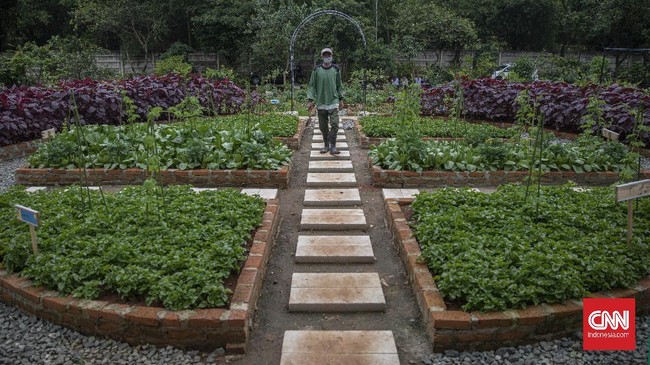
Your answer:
[615,179,650,246]
[15,205,40,254]
[41,128,56,140]
[15,205,40,226]
[602,128,619,141]
[616,179,650,202]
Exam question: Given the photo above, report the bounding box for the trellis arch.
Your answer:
[289,10,368,111]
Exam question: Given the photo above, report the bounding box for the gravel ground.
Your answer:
[423,316,649,365]
[0,157,26,194]
[0,302,225,365]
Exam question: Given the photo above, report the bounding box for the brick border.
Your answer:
[15,165,291,188]
[384,198,650,351]
[0,198,280,353]
[0,140,40,162]
[370,158,650,188]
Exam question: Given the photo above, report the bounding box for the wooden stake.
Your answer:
[627,200,633,247]
[29,225,38,255]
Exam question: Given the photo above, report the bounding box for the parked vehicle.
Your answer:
[491,64,539,81]
[491,64,513,80]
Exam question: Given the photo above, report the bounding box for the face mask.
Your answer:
[323,57,332,64]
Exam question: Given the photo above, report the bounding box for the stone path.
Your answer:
[279,123,399,365]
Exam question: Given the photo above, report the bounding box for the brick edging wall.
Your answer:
[0,140,40,162]
[0,198,280,354]
[384,198,650,351]
[370,158,650,187]
[15,165,291,188]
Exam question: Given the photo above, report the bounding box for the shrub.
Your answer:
[154,55,193,77]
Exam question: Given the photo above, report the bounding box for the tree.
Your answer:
[0,0,75,51]
[192,0,256,67]
[488,0,557,51]
[391,1,478,61]
[74,0,168,72]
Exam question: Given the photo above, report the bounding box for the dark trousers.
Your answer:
[317,108,339,146]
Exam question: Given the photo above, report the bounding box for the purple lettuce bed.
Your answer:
[0,74,245,147]
[421,78,650,147]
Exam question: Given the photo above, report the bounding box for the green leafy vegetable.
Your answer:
[0,186,265,310]
[411,184,650,311]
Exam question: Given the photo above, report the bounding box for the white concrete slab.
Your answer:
[25,187,47,192]
[300,208,367,230]
[313,129,345,135]
[288,273,386,312]
[191,187,220,192]
[312,142,348,150]
[281,330,397,353]
[303,189,361,206]
[240,188,278,199]
[308,161,354,173]
[306,173,356,187]
[309,150,351,160]
[382,188,420,200]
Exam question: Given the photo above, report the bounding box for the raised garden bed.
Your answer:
[383,185,650,351]
[0,186,280,353]
[370,159,650,187]
[368,134,644,187]
[16,119,293,187]
[355,116,516,149]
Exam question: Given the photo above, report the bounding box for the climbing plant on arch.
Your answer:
[289,9,368,112]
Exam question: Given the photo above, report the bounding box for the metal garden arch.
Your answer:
[289,10,368,112]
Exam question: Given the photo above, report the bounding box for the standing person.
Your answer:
[307,47,345,155]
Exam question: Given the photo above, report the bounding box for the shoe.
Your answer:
[320,146,330,153]
[328,132,340,155]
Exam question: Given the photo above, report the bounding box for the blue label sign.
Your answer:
[270,99,280,104]
[15,205,39,226]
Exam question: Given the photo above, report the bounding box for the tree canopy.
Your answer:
[0,0,648,79]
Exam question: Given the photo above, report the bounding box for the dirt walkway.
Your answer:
[233,120,431,364]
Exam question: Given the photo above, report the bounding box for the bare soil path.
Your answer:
[233,119,431,364]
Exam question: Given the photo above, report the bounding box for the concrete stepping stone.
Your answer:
[307,161,354,173]
[309,150,351,160]
[300,208,366,230]
[312,135,347,142]
[303,189,361,206]
[240,188,278,200]
[25,187,47,192]
[280,330,399,365]
[288,273,386,312]
[382,188,420,200]
[306,173,356,187]
[312,142,348,150]
[314,129,345,135]
[295,235,374,263]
